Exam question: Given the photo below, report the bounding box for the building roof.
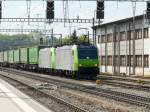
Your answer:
[93,14,144,29]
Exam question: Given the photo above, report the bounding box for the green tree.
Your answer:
[62,33,90,45]
[70,30,78,44]
[78,35,90,43]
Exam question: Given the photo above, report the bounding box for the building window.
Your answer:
[144,55,149,67]
[136,55,142,67]
[136,29,142,39]
[127,30,136,40]
[144,28,148,38]
[128,55,133,66]
[120,32,126,41]
[101,35,105,43]
[107,34,113,43]
[107,56,112,65]
[114,56,118,65]
[101,56,105,65]
[120,55,126,66]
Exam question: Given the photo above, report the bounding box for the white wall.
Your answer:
[96,19,150,76]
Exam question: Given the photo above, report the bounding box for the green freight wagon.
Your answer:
[0,51,4,63]
[0,51,4,66]
[3,51,9,67]
[8,50,14,63]
[28,46,40,70]
[14,49,20,63]
[4,51,8,62]
[20,47,29,64]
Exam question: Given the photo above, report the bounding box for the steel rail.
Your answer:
[99,75,150,91]
[99,74,150,84]
[1,67,150,108]
[98,75,150,92]
[0,71,89,112]
[102,80,150,92]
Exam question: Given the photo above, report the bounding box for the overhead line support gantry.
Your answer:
[0,0,149,2]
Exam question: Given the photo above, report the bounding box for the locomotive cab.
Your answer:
[76,45,99,78]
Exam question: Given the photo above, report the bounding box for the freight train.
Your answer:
[0,45,99,79]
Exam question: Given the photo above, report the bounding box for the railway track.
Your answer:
[99,74,150,84]
[102,80,150,92]
[98,75,150,92]
[1,67,150,109]
[0,69,89,112]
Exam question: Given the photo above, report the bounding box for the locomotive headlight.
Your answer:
[79,64,82,67]
[94,64,98,67]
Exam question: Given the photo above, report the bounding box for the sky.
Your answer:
[0,1,147,37]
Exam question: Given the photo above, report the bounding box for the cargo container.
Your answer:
[8,50,14,63]
[0,51,3,66]
[55,46,74,71]
[39,47,55,70]
[0,51,4,63]
[14,49,20,63]
[29,46,39,64]
[20,47,29,64]
[4,51,8,62]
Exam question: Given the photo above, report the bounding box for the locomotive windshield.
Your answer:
[78,48,98,59]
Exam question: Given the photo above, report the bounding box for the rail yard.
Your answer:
[1,0,150,112]
[0,67,150,112]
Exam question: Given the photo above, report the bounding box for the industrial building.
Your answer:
[94,15,150,76]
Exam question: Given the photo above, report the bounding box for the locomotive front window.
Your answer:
[78,48,98,59]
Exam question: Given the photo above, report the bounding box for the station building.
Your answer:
[94,15,150,76]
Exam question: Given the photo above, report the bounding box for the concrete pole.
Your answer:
[132,2,136,75]
[51,29,54,46]
[142,12,145,76]
[92,18,95,45]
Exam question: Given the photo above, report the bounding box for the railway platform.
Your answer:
[0,78,53,112]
